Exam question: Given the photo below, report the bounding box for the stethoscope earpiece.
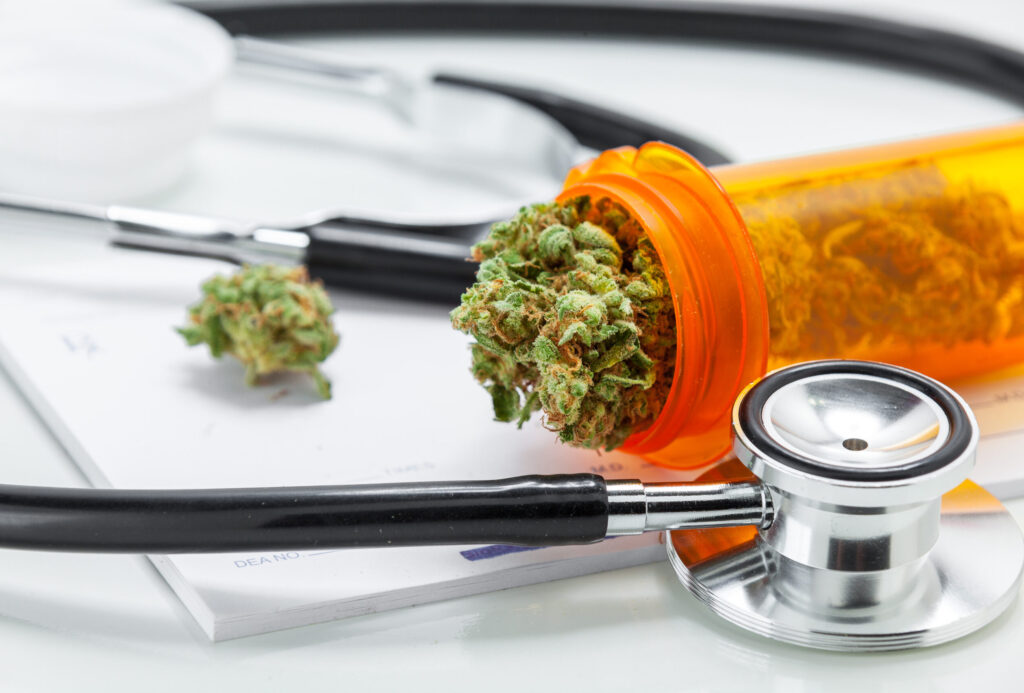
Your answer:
[668,360,1024,651]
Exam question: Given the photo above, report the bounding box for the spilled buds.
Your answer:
[451,196,676,451]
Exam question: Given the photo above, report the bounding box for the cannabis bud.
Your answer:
[451,197,676,451]
[178,264,340,398]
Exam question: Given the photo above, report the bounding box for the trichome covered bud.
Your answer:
[451,196,676,450]
[178,264,340,398]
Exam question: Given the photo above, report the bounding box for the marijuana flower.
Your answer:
[451,196,676,451]
[178,264,340,398]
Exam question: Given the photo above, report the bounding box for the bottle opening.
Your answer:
[558,144,770,468]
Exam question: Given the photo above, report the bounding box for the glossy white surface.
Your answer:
[2,0,1024,689]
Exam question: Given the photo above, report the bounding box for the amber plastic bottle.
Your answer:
[557,122,1024,468]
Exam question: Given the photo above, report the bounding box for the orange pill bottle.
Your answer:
[557,122,1024,468]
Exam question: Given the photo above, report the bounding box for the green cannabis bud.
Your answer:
[178,264,340,398]
[451,196,676,450]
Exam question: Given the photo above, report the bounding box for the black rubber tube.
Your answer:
[188,1,1024,110]
[0,475,610,553]
[305,224,477,302]
[432,72,733,165]
[306,259,475,302]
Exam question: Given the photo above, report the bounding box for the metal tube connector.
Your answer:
[605,480,773,536]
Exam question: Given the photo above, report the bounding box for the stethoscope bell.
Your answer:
[666,360,1024,651]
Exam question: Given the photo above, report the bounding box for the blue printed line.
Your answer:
[459,544,544,561]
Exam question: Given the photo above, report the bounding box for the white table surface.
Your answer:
[3,0,1024,690]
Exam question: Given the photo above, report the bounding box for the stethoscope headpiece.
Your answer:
[733,360,977,508]
[667,360,1023,652]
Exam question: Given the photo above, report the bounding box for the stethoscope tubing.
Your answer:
[0,474,771,553]
[0,475,609,553]
[191,1,1024,113]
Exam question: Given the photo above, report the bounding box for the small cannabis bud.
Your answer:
[178,264,340,398]
[451,196,676,450]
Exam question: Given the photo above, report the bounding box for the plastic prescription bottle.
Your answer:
[556,121,1024,468]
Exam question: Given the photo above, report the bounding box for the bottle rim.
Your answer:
[557,143,770,464]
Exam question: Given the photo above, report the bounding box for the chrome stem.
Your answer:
[233,35,418,121]
[105,205,308,265]
[0,191,485,268]
[605,480,773,536]
[0,191,307,265]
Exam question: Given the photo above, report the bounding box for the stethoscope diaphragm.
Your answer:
[667,360,1024,652]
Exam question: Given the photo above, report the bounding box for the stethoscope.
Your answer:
[3,359,1021,652]
[4,1,1024,653]
[4,2,1024,302]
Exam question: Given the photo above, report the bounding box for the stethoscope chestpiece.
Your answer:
[735,360,976,506]
[666,360,1024,652]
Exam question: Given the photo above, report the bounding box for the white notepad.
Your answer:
[4,227,1024,640]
